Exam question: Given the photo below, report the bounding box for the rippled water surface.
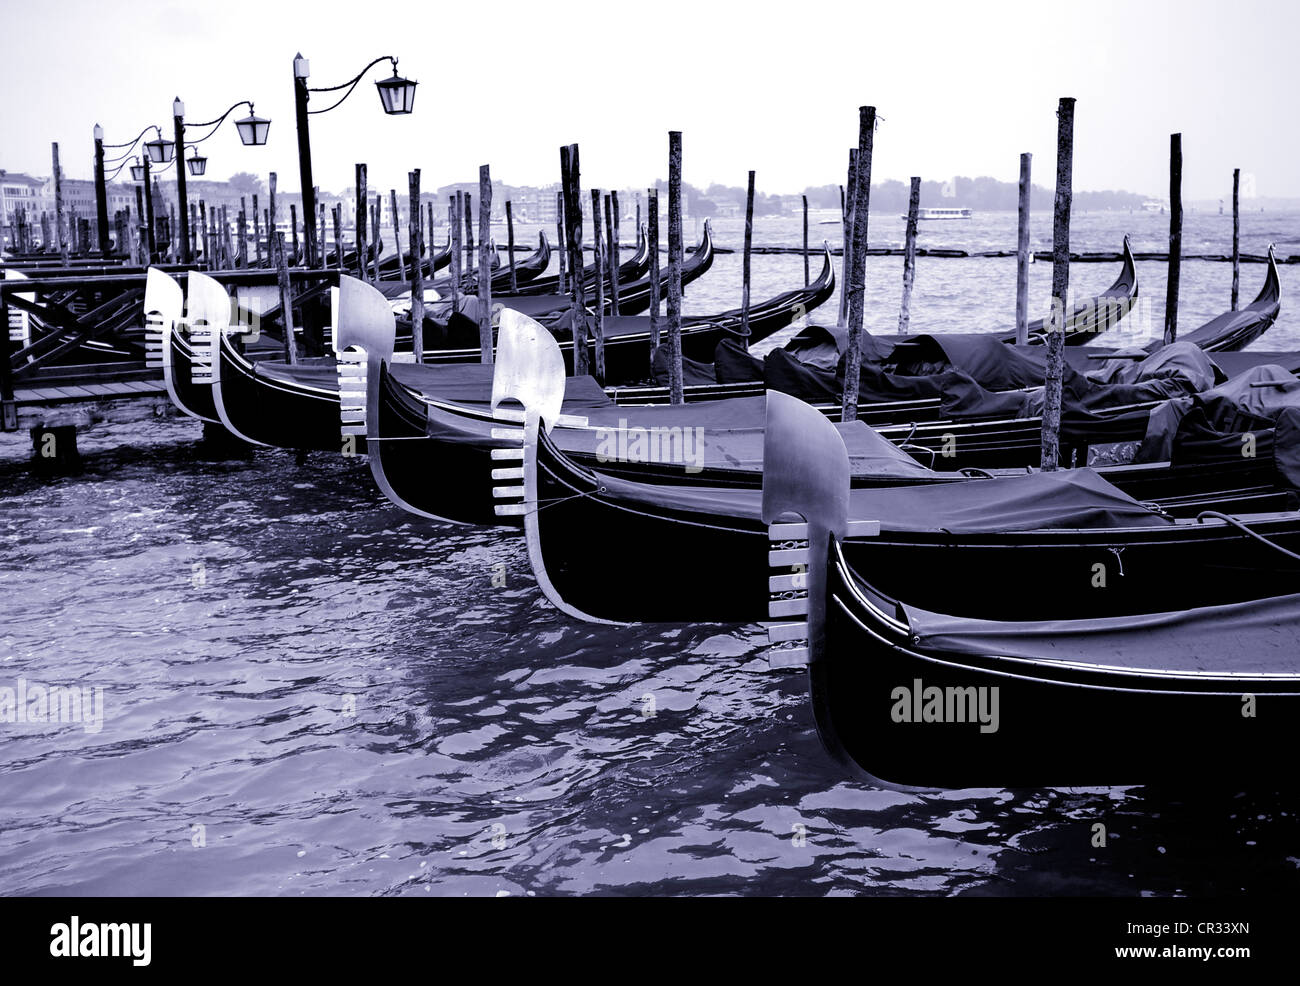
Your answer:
[2,212,1299,896]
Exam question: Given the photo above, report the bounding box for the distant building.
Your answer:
[0,170,45,225]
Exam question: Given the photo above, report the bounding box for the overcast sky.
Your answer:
[2,0,1294,202]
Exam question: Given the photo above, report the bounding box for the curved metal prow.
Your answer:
[335,274,396,362]
[144,267,183,379]
[761,388,851,668]
[489,308,607,622]
[333,274,396,457]
[490,308,566,433]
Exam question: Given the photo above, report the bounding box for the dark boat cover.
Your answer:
[1138,364,1300,483]
[652,343,725,387]
[898,586,1300,672]
[583,453,1167,530]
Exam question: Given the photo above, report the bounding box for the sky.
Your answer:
[1,0,1295,202]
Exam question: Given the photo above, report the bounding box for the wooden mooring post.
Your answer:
[52,143,69,264]
[477,166,493,364]
[559,144,588,376]
[591,189,607,382]
[449,194,462,312]
[1015,152,1032,344]
[841,107,875,422]
[839,149,858,324]
[268,173,298,365]
[408,170,424,361]
[802,193,809,286]
[609,190,622,313]
[666,131,685,404]
[898,176,920,334]
[370,196,382,282]
[464,192,474,275]
[290,203,300,261]
[555,190,566,295]
[354,165,368,281]
[1164,133,1182,347]
[390,189,406,281]
[317,195,326,267]
[332,206,343,272]
[1040,97,1076,472]
[505,200,517,292]
[648,187,661,366]
[1231,167,1241,310]
[741,170,755,344]
[251,194,261,266]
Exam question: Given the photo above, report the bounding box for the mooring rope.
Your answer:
[1196,510,1300,564]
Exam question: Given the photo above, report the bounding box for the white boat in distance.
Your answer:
[907,207,974,220]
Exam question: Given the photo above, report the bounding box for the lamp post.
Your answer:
[170,98,269,265]
[137,151,156,262]
[292,52,417,268]
[96,122,182,263]
[173,99,190,263]
[93,124,110,255]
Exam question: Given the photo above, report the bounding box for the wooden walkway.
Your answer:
[14,376,164,406]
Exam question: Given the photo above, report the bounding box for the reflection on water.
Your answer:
[1,416,1296,896]
[2,214,1299,895]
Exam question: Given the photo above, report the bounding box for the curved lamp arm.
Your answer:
[104,156,137,182]
[307,55,397,115]
[186,100,257,143]
[103,124,163,163]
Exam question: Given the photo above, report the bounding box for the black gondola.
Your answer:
[468,317,1300,624]
[760,388,1300,789]
[998,236,1139,345]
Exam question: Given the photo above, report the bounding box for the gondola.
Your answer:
[182,228,720,450]
[504,225,650,298]
[760,388,1300,788]
[477,315,1300,625]
[428,231,552,295]
[337,253,837,519]
[998,236,1139,345]
[1157,244,1280,353]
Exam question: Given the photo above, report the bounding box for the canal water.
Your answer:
[1,211,1298,895]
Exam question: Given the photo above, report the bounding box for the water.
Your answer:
[2,212,1299,896]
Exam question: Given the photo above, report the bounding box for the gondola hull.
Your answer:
[815,539,1300,789]
[522,425,1300,623]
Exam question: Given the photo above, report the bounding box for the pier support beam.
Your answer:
[31,425,81,476]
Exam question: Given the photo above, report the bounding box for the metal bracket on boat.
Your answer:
[761,390,855,671]
[185,271,232,384]
[333,276,397,444]
[143,267,184,375]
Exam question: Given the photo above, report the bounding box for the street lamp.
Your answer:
[234,111,271,146]
[292,52,417,267]
[185,147,208,176]
[129,158,146,182]
[374,64,418,115]
[171,97,268,263]
[144,133,176,164]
